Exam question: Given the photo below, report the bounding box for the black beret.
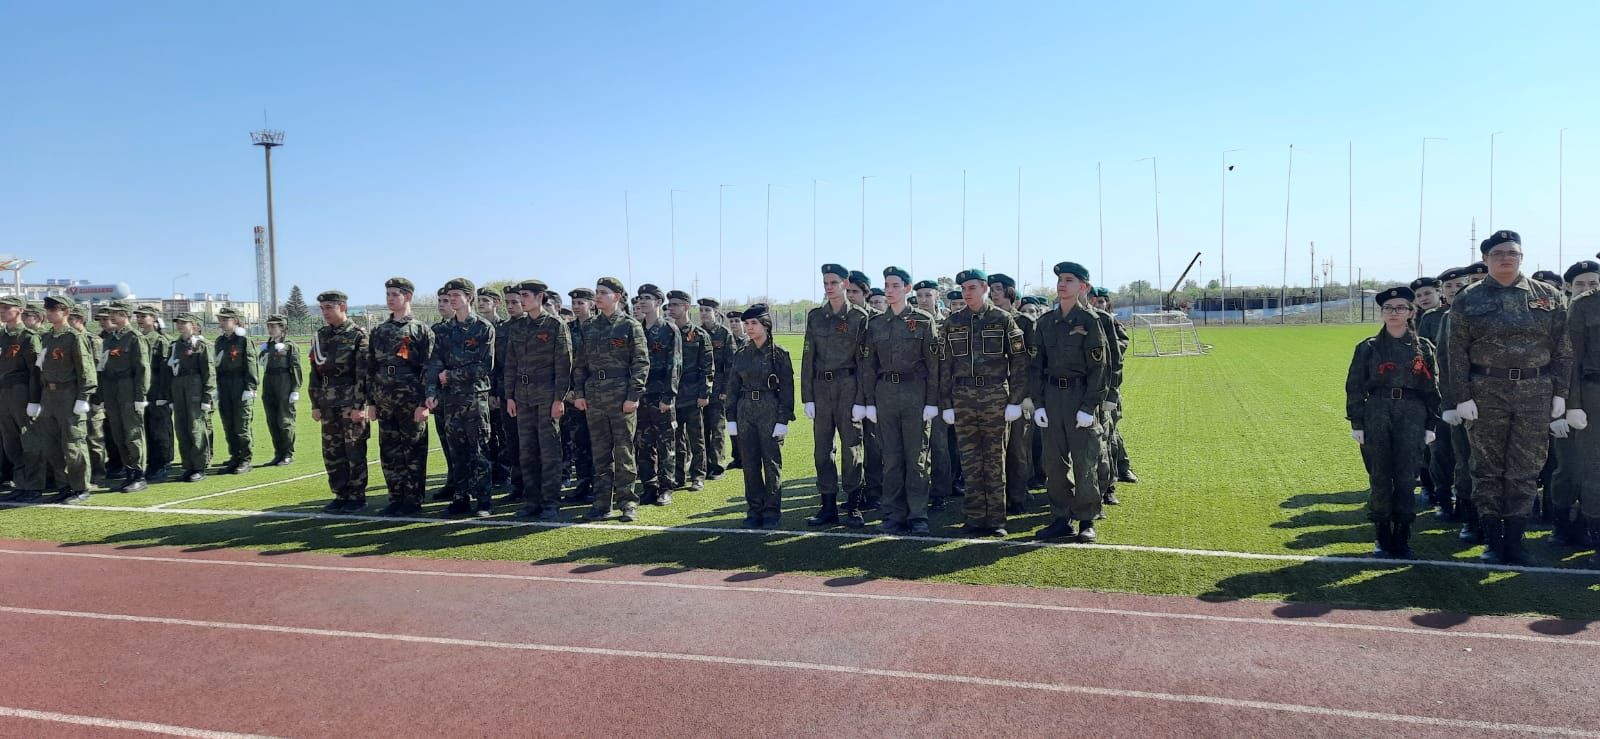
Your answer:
[869,287,885,298]
[847,270,871,288]
[1409,277,1442,291]
[1564,260,1600,284]
[913,280,939,291]
[907,295,918,305]
[1374,286,1415,306]
[316,290,348,304]
[821,263,849,279]
[569,287,595,301]
[1053,262,1090,281]
[442,277,476,295]
[882,266,911,285]
[666,289,692,303]
[726,310,743,320]
[1466,262,1488,275]
[514,279,549,295]
[697,297,720,309]
[1532,270,1563,288]
[476,287,501,300]
[946,289,962,302]
[436,285,450,297]
[1021,295,1048,306]
[987,273,1016,288]
[595,277,626,295]
[954,268,987,285]
[1480,229,1521,254]
[637,283,665,301]
[1436,267,1466,283]
[740,303,770,321]
[385,277,414,294]
[559,308,573,317]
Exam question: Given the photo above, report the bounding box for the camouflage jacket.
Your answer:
[1027,303,1110,414]
[939,301,1028,406]
[800,301,871,403]
[859,305,940,406]
[641,318,682,404]
[503,312,572,402]
[310,320,369,411]
[1565,290,1600,412]
[573,310,648,403]
[1344,328,1441,428]
[703,322,735,399]
[676,322,713,405]
[426,314,495,399]
[1444,274,1571,406]
[369,314,434,408]
[724,339,795,424]
[36,325,96,403]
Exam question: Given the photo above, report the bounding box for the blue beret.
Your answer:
[1053,262,1090,281]
[821,264,849,279]
[954,268,987,285]
[987,273,1016,289]
[882,266,911,285]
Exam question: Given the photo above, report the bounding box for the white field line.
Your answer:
[0,605,1593,737]
[0,705,279,739]
[149,447,443,509]
[2,546,1593,648]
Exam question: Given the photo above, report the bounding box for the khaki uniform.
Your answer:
[860,305,940,527]
[800,302,870,509]
[1029,304,1110,524]
[23,325,96,493]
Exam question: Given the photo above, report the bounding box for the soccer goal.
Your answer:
[1130,311,1208,357]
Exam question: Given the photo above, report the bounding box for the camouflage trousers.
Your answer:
[1465,378,1549,519]
[1358,397,1428,523]
[810,373,862,499]
[439,391,491,505]
[636,400,676,496]
[862,417,883,502]
[375,401,429,505]
[1427,418,1455,503]
[321,413,370,501]
[876,378,931,525]
[1041,384,1104,524]
[1550,432,1579,516]
[499,405,522,494]
[1004,414,1031,507]
[673,401,706,486]
[952,383,1010,529]
[1450,423,1475,523]
[514,393,564,507]
[702,398,727,476]
[584,385,638,510]
[562,404,593,493]
[435,411,456,494]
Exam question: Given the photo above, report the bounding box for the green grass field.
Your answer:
[3,324,1597,619]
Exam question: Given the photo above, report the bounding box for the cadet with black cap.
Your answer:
[634,283,682,506]
[987,273,1037,514]
[723,308,749,471]
[867,287,888,313]
[133,306,175,482]
[801,264,872,527]
[859,266,941,535]
[307,290,371,512]
[1346,286,1440,558]
[1555,260,1600,547]
[213,307,258,474]
[1434,266,1477,528]
[1028,262,1110,542]
[941,268,1030,537]
[504,279,572,520]
[259,314,301,467]
[572,276,648,522]
[562,286,597,503]
[19,296,96,503]
[667,289,713,492]
[725,304,795,528]
[913,280,953,506]
[1445,230,1570,565]
[1408,275,1453,514]
[1533,271,1564,289]
[0,295,39,500]
[97,301,151,492]
[425,278,497,516]
[368,277,434,515]
[697,297,734,480]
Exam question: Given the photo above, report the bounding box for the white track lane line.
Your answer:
[7,500,1600,578]
[2,547,1592,648]
[149,448,442,509]
[0,604,1593,737]
[0,705,279,738]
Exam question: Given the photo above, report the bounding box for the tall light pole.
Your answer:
[719,184,731,299]
[908,174,915,274]
[860,175,875,268]
[1489,131,1503,228]
[1280,144,1295,324]
[960,169,967,267]
[1015,167,1023,279]
[249,129,283,316]
[1220,148,1240,323]
[1347,141,1354,321]
[1416,137,1446,278]
[811,180,820,303]
[1096,162,1104,289]
[1559,128,1566,268]
[669,189,687,290]
[1136,157,1163,297]
[765,184,773,300]
[624,191,634,288]
[172,272,190,300]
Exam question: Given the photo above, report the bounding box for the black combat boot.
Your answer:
[1390,520,1415,559]
[1372,521,1392,558]
[806,495,839,526]
[120,471,148,493]
[1477,517,1503,564]
[1500,517,1529,566]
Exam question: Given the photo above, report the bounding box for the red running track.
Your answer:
[0,538,1595,738]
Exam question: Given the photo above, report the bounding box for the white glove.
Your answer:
[1075,410,1094,428]
[233,327,247,337]
[850,404,867,423]
[1020,398,1035,416]
[154,399,168,407]
[1550,419,1571,439]
[133,401,148,412]
[941,408,955,425]
[25,403,40,418]
[922,405,938,422]
[201,403,212,413]
[803,402,815,420]
[1425,430,1436,445]
[1456,400,1479,422]
[1441,409,1459,426]
[1351,429,1365,444]
[72,399,90,415]
[1033,408,1048,428]
[241,390,256,402]
[1552,396,1567,420]
[274,342,286,353]
[726,421,738,436]
[864,405,878,423]
[1567,409,1589,431]
[289,392,300,403]
[773,423,787,439]
[1003,404,1022,422]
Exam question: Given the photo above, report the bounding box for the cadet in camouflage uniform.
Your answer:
[21,296,96,503]
[213,307,258,474]
[504,279,572,520]
[1441,261,1488,541]
[914,280,954,510]
[0,297,39,500]
[98,301,150,492]
[430,285,458,501]
[1412,275,1454,516]
[1560,260,1600,548]
[1029,262,1110,542]
[426,278,497,517]
[476,287,512,491]
[860,267,941,535]
[1445,231,1570,565]
[668,290,713,492]
[259,314,302,466]
[698,298,734,480]
[167,314,216,481]
[940,268,1029,537]
[847,270,884,510]
[561,288,596,503]
[802,264,872,527]
[988,274,1036,515]
[134,307,175,482]
[635,284,681,506]
[494,286,525,501]
[369,278,434,516]
[1345,287,1441,559]
[1084,286,1125,511]
[572,277,648,522]
[726,304,794,528]
[310,291,371,512]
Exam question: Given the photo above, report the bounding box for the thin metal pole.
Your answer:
[262,146,278,315]
[1348,141,1353,322]
[1221,150,1239,323]
[1489,131,1502,228]
[765,184,772,300]
[811,180,818,303]
[860,176,873,268]
[1015,167,1022,279]
[669,189,679,290]
[624,191,633,288]
[908,174,914,274]
[719,184,727,299]
[1559,129,1566,268]
[961,169,967,267]
[1281,145,1294,325]
[1097,162,1104,287]
[1416,137,1445,278]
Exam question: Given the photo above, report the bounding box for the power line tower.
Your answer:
[250,129,284,316]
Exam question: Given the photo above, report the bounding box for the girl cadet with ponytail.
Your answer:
[1344,286,1441,558]
[725,304,795,529]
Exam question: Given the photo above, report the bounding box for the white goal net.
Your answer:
[1130,311,1208,357]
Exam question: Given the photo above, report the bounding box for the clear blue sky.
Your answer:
[3,1,1596,305]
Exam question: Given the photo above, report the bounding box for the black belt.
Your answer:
[44,381,76,391]
[1469,364,1551,381]
[878,371,923,384]
[954,375,999,387]
[1583,372,1600,384]
[1043,373,1083,389]
[593,368,624,381]
[1368,387,1424,401]
[744,390,775,401]
[265,368,291,374]
[820,368,855,381]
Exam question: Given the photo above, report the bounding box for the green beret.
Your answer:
[0,295,24,309]
[666,289,692,304]
[869,287,885,298]
[821,263,849,279]
[1053,262,1090,281]
[637,283,665,301]
[697,297,720,309]
[946,290,962,302]
[442,277,476,296]
[44,295,76,311]
[174,312,202,324]
[882,266,911,286]
[595,277,626,295]
[987,273,1016,289]
[569,287,595,301]
[954,268,987,285]
[476,286,500,300]
[1021,295,1048,307]
[385,276,415,294]
[740,303,770,321]
[913,280,939,291]
[1090,287,1110,299]
[847,270,871,289]
[266,314,287,324]
[514,279,549,295]
[316,290,348,304]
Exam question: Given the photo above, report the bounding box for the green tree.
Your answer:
[283,285,310,320]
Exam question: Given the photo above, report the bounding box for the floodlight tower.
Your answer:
[250,129,284,316]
